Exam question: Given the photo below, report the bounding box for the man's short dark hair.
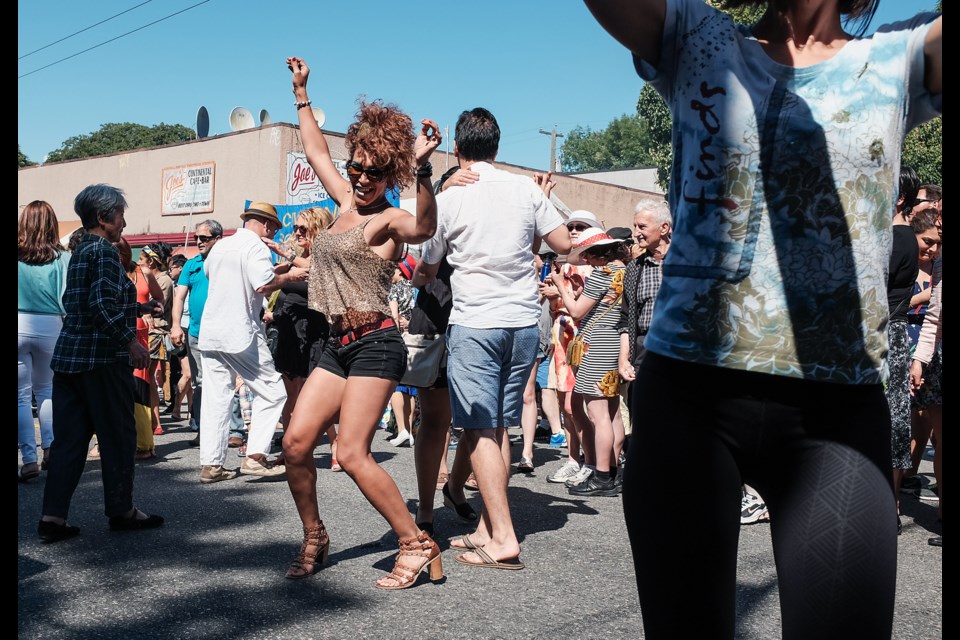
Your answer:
[919,183,942,202]
[455,108,500,162]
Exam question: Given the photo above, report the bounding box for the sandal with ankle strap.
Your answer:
[286,522,330,579]
[375,531,443,590]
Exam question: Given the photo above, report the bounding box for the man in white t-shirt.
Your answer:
[418,108,571,569]
[198,201,308,483]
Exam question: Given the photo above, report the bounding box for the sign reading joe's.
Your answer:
[161,162,216,215]
[286,152,347,204]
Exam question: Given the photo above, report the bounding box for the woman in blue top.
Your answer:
[18,201,71,482]
[584,1,941,637]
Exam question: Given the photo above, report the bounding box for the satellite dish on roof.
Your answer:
[259,109,272,126]
[311,107,326,128]
[196,106,210,139]
[229,106,255,131]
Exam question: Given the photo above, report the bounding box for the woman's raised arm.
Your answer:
[287,56,352,206]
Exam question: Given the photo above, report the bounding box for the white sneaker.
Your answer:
[740,489,769,524]
[564,465,594,488]
[547,460,581,483]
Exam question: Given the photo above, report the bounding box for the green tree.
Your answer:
[902,117,942,185]
[561,114,653,172]
[637,84,673,191]
[18,144,36,168]
[46,122,195,163]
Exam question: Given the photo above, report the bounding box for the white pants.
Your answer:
[18,314,61,464]
[199,333,286,466]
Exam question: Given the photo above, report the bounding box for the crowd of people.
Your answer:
[19,0,940,636]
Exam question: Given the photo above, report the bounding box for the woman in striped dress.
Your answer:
[549,227,629,496]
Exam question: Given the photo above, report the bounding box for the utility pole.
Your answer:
[539,125,564,173]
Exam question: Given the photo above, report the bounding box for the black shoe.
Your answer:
[928,536,942,547]
[897,517,903,535]
[108,510,165,531]
[443,483,479,521]
[568,475,619,497]
[38,519,80,543]
[417,521,435,536]
[613,467,624,494]
[189,434,200,447]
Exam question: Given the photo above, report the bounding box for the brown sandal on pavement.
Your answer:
[375,531,443,590]
[286,522,330,579]
[455,546,525,571]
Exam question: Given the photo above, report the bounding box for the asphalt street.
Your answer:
[18,411,942,640]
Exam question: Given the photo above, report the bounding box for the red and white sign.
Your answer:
[161,162,216,215]
[286,152,347,204]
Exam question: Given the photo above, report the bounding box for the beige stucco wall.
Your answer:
[18,123,659,235]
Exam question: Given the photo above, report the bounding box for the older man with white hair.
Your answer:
[618,199,672,384]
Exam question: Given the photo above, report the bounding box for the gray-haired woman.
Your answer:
[38,184,165,542]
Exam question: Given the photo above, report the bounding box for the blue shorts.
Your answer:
[446,324,539,429]
[535,357,550,390]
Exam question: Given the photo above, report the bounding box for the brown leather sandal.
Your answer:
[375,531,443,590]
[286,522,330,579]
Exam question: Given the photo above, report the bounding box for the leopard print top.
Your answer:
[308,215,396,335]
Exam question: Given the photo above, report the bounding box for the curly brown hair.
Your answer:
[345,100,415,191]
[18,201,64,265]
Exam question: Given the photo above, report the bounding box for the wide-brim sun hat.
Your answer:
[565,210,604,230]
[566,227,625,265]
[241,201,281,226]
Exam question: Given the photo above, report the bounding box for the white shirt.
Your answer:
[198,227,275,353]
[421,162,563,328]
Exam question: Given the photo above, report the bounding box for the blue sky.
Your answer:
[18,0,937,169]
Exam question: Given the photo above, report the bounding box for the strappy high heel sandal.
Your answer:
[375,530,443,590]
[286,522,330,579]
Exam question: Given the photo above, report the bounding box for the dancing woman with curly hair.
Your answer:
[280,56,443,589]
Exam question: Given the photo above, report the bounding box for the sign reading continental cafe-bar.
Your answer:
[161,162,216,215]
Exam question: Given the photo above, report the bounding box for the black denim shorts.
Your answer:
[315,327,408,382]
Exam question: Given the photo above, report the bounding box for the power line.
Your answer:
[18,0,210,79]
[18,0,154,60]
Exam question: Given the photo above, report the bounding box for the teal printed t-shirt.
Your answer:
[636,0,940,384]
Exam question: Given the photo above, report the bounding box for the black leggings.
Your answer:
[623,353,896,640]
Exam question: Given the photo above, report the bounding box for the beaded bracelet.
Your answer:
[295,100,312,110]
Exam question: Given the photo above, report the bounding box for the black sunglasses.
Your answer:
[346,161,386,182]
[293,225,309,235]
[196,234,218,243]
[567,223,590,232]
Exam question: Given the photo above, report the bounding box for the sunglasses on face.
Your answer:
[293,225,309,235]
[567,224,590,232]
[346,161,386,182]
[196,235,218,243]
